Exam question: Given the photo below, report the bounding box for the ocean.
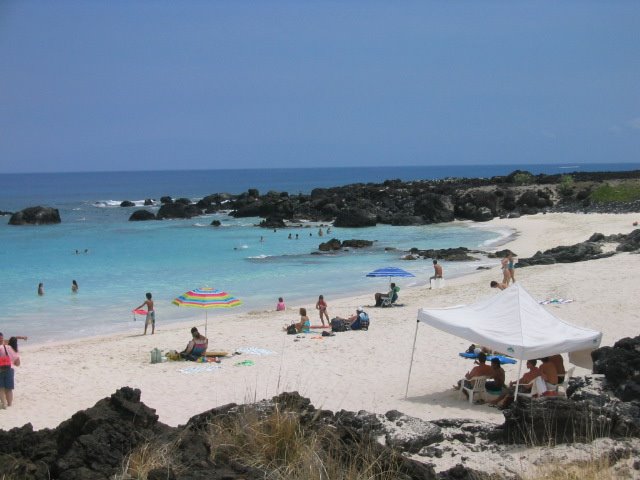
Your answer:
[1,163,637,343]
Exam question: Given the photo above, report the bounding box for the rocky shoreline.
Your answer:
[7,169,640,226]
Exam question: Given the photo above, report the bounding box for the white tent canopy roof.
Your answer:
[417,283,602,360]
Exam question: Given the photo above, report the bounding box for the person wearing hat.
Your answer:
[0,332,21,408]
[348,307,370,331]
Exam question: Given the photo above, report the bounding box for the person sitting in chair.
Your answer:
[489,359,543,408]
[485,358,506,395]
[549,354,566,384]
[539,356,559,388]
[374,283,399,307]
[180,327,209,361]
[455,352,494,399]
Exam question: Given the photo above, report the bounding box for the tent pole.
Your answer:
[514,360,523,397]
[404,319,421,399]
[205,311,208,338]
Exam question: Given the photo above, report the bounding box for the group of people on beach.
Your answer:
[455,351,565,409]
[489,252,517,290]
[279,294,369,333]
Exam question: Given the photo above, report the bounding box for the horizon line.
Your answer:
[2,161,640,176]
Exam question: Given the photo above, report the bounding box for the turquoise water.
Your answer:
[3,163,635,343]
[0,208,499,343]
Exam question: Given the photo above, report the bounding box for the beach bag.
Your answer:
[331,318,348,332]
[150,348,162,364]
[286,324,297,335]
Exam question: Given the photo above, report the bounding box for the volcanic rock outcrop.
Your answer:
[8,206,61,225]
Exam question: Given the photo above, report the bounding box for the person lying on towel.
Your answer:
[180,327,209,361]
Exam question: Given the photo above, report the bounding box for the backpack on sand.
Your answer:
[286,324,297,335]
[331,318,348,332]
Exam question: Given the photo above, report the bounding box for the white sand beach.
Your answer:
[3,212,639,439]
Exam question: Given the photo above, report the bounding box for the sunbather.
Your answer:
[539,356,559,387]
[348,307,370,330]
[180,327,209,361]
[489,359,542,408]
[284,308,310,333]
[549,354,566,383]
[455,352,494,399]
[485,358,506,394]
[374,283,399,307]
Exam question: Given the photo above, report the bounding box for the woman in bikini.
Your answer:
[315,295,330,326]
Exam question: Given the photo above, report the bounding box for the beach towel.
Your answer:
[539,298,574,305]
[458,352,517,365]
[179,364,222,374]
[236,347,276,356]
[235,360,255,367]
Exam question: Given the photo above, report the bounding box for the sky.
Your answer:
[0,1,638,173]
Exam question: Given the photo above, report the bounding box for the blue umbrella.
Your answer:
[366,267,415,278]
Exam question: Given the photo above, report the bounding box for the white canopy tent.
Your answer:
[405,283,602,397]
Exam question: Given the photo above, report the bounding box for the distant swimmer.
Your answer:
[37,283,44,296]
[295,234,299,239]
[71,280,79,293]
[260,236,264,243]
[288,233,292,239]
[318,228,323,237]
[327,227,331,234]
[134,292,155,335]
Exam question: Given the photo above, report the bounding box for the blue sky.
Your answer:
[0,1,638,173]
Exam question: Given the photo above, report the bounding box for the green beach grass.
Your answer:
[589,181,640,204]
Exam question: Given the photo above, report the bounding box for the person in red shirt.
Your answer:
[0,332,21,408]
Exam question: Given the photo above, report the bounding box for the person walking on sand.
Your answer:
[71,280,79,293]
[134,292,155,335]
[0,332,20,409]
[315,295,330,326]
[37,283,44,296]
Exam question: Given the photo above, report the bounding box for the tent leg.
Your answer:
[205,311,208,338]
[404,320,420,399]
[514,361,523,398]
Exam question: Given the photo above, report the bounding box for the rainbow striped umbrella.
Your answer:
[172,287,242,336]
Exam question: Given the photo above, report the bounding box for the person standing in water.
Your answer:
[71,280,79,293]
[134,292,155,335]
[37,283,44,296]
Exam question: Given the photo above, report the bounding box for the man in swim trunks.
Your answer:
[135,292,155,335]
[507,253,516,283]
[429,260,443,289]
